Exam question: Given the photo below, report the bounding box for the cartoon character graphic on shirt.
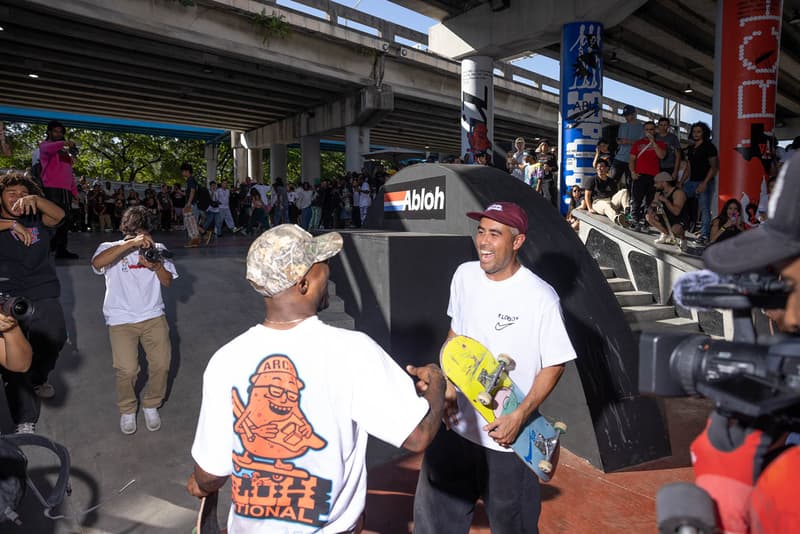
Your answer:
[230,354,332,526]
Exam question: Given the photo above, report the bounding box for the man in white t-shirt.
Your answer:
[91,206,178,435]
[414,201,577,533]
[187,224,446,533]
[358,180,371,224]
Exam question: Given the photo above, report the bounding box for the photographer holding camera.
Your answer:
[678,151,800,533]
[0,171,68,434]
[91,206,178,435]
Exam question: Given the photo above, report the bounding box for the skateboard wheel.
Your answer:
[477,391,493,407]
[538,460,552,474]
[497,354,516,371]
[553,421,567,433]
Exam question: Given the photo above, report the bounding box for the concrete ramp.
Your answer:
[344,163,671,471]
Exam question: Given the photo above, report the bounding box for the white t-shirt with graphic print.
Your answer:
[91,240,178,326]
[448,261,577,452]
[191,316,429,534]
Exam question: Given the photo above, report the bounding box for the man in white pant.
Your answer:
[216,182,238,235]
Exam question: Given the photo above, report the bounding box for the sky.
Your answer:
[278,0,712,129]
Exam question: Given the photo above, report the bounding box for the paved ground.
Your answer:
[4,229,705,533]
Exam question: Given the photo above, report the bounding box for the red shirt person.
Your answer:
[627,121,666,228]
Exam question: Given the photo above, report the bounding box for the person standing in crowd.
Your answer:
[655,117,682,178]
[157,184,172,232]
[38,120,79,259]
[91,206,178,435]
[613,105,643,187]
[593,139,612,169]
[186,225,445,533]
[534,140,559,208]
[296,182,314,230]
[358,178,372,226]
[201,181,222,245]
[216,181,238,235]
[681,122,718,244]
[644,171,689,245]
[0,171,68,433]
[271,178,289,226]
[180,163,201,247]
[628,121,666,231]
[584,159,630,225]
[414,202,576,533]
[170,184,185,227]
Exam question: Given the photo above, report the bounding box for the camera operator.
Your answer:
[39,120,79,259]
[91,206,178,435]
[695,150,800,533]
[0,170,68,434]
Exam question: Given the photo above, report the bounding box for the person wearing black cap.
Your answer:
[39,120,79,259]
[414,202,577,533]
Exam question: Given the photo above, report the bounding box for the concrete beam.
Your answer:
[428,0,648,60]
[244,86,394,148]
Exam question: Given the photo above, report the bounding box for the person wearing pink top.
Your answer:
[39,120,79,259]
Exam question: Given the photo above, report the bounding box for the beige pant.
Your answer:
[109,315,171,414]
[592,189,630,222]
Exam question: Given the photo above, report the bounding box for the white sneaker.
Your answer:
[34,383,56,398]
[120,413,137,435]
[15,422,36,434]
[143,408,161,432]
[654,234,674,244]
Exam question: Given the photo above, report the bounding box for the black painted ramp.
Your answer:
[363,164,670,472]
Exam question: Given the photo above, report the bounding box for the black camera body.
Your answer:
[139,246,174,264]
[639,271,799,424]
[0,293,33,321]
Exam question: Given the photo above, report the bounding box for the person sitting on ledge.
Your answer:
[583,159,630,226]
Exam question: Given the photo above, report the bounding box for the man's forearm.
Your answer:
[515,364,566,422]
[2,327,32,372]
[92,241,136,269]
[193,464,228,495]
[402,376,446,453]
[35,196,66,227]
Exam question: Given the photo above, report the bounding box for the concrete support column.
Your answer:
[714,0,782,211]
[345,126,370,173]
[205,143,218,184]
[559,21,604,214]
[269,144,287,182]
[301,135,321,184]
[231,131,247,185]
[460,55,494,163]
[248,149,263,183]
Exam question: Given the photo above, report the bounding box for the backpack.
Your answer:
[0,434,71,525]
[196,185,211,211]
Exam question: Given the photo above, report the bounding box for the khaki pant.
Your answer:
[592,189,630,222]
[109,315,171,414]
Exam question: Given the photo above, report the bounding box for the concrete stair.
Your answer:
[319,280,355,330]
[601,267,700,334]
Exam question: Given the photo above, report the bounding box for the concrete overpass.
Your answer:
[395,0,800,138]
[0,0,675,168]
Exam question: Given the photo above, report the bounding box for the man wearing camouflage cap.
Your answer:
[187,224,445,533]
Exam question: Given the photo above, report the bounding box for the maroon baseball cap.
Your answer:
[466,202,529,234]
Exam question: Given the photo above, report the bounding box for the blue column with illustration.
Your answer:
[461,56,494,164]
[559,22,603,214]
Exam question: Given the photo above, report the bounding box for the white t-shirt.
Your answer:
[295,189,313,210]
[358,182,371,208]
[191,317,429,533]
[91,240,178,326]
[253,184,272,203]
[216,188,231,209]
[448,261,576,452]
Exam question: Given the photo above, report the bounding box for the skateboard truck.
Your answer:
[476,354,515,407]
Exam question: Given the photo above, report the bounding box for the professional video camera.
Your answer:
[639,270,798,422]
[140,246,174,264]
[0,293,33,321]
[639,270,799,534]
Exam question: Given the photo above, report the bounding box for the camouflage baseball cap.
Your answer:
[246,224,343,297]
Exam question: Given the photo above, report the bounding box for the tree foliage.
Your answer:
[0,122,232,185]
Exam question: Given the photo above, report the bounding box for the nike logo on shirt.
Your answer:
[494,322,515,331]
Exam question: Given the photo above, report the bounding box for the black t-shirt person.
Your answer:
[685,141,718,182]
[583,173,618,201]
[0,214,59,300]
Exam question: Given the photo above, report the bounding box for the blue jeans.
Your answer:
[682,180,713,239]
[301,207,312,229]
[203,211,221,235]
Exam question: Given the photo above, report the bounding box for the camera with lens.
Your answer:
[639,271,799,425]
[0,293,34,321]
[139,246,174,264]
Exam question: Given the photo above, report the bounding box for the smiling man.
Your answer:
[414,201,577,533]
